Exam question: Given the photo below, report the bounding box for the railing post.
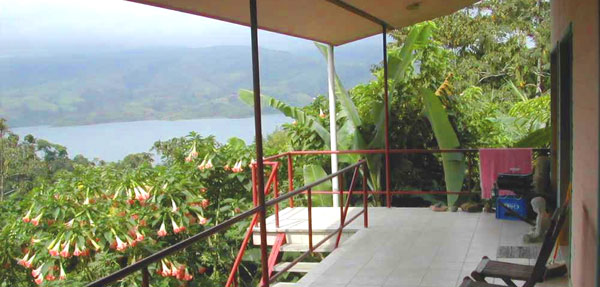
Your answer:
[339,173,344,220]
[336,165,359,248]
[287,153,294,208]
[338,173,343,231]
[225,214,260,287]
[363,164,368,228]
[307,188,313,253]
[141,267,149,287]
[275,165,280,228]
[252,164,257,206]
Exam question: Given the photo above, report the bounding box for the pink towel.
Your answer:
[479,148,532,199]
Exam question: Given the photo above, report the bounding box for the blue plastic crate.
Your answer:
[496,196,527,220]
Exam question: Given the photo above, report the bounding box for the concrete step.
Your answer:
[253,230,353,246]
[273,262,319,273]
[253,207,363,246]
[280,243,336,253]
[272,283,296,287]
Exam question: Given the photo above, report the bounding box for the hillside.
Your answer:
[0,46,374,127]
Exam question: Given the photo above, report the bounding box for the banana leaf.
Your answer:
[240,23,437,206]
[513,126,551,148]
[312,23,435,194]
[315,43,362,128]
[315,43,382,194]
[506,80,529,102]
[239,89,330,146]
[302,164,333,206]
[334,121,361,163]
[364,100,385,193]
[315,43,368,171]
[389,22,435,82]
[422,89,465,207]
[368,99,387,150]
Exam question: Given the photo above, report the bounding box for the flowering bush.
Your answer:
[4,134,260,286]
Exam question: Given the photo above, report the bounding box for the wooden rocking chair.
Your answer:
[459,201,569,287]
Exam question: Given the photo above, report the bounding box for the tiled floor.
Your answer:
[267,207,571,287]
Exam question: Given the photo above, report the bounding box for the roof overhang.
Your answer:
[126,0,477,46]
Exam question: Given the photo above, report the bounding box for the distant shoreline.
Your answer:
[8,111,283,129]
[11,114,291,162]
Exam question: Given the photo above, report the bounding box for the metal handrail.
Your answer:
[271,148,550,207]
[86,160,366,287]
[226,161,279,287]
[267,161,369,284]
[264,148,550,161]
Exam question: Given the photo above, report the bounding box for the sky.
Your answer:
[0,0,383,56]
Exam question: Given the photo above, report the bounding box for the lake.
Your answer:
[12,114,291,162]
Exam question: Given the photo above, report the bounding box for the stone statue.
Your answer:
[523,196,551,243]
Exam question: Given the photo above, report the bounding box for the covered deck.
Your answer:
[84,1,578,286]
[259,207,568,287]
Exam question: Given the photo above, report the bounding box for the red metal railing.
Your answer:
[226,159,369,286]
[226,161,280,287]
[88,148,548,287]
[263,148,549,205]
[266,160,369,285]
[264,149,475,209]
[228,147,549,286]
[87,157,367,287]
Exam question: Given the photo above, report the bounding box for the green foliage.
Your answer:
[116,153,154,169]
[302,165,333,206]
[0,132,265,287]
[315,45,362,129]
[0,121,92,201]
[388,22,436,83]
[392,0,551,151]
[509,94,551,132]
[452,86,518,147]
[513,126,551,148]
[314,25,433,195]
[412,0,551,95]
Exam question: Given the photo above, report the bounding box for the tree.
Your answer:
[395,0,550,96]
[117,153,154,169]
[0,122,95,201]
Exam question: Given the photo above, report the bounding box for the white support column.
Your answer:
[327,44,339,208]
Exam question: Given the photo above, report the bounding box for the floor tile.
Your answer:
[271,208,571,287]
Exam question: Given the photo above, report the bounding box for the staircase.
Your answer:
[260,236,336,287]
[253,207,362,286]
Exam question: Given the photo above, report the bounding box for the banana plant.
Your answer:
[238,90,330,147]
[313,22,435,195]
[421,89,465,207]
[239,22,435,205]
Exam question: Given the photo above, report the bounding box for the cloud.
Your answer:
[0,0,383,56]
[0,0,303,53]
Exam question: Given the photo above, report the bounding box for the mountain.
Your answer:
[0,46,375,127]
